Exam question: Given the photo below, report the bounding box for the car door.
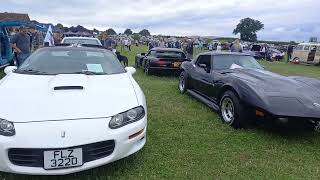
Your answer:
[207,55,226,101]
[192,55,213,97]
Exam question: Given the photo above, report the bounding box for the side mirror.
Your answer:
[4,66,17,75]
[199,64,210,73]
[199,64,207,69]
[141,53,146,56]
[125,67,136,75]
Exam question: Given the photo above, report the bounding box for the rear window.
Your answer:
[251,45,261,51]
[295,45,304,50]
[149,51,186,58]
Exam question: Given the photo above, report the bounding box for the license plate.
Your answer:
[173,62,182,67]
[43,148,83,170]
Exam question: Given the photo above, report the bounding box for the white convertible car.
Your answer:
[0,45,147,175]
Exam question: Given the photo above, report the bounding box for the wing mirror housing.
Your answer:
[125,67,136,75]
[199,64,207,68]
[199,64,210,73]
[4,66,17,75]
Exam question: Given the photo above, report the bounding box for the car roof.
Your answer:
[150,47,184,53]
[198,51,252,56]
[39,45,111,52]
[62,37,99,40]
[298,42,320,46]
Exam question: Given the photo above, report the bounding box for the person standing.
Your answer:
[10,26,31,66]
[216,43,222,51]
[230,39,243,53]
[287,44,294,62]
[148,41,154,50]
[186,40,194,59]
[128,39,131,51]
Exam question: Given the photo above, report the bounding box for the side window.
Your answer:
[304,45,310,51]
[295,45,303,51]
[148,51,156,57]
[196,55,212,70]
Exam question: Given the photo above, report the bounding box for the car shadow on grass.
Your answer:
[252,119,319,140]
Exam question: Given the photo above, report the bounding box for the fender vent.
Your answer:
[54,86,84,90]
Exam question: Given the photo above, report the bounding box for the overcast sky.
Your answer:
[1,0,319,42]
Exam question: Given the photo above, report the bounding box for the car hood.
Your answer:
[0,73,138,123]
[228,69,320,117]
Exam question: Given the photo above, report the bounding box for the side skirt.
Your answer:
[187,90,220,111]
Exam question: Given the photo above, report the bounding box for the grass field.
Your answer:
[1,46,320,179]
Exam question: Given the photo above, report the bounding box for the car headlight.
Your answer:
[109,106,145,129]
[0,119,15,136]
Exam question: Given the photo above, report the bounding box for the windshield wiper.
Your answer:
[15,69,49,75]
[67,70,108,75]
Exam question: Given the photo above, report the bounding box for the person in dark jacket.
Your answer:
[10,26,31,66]
[287,44,294,62]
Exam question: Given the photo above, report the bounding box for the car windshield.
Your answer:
[16,48,125,75]
[214,55,263,70]
[63,39,100,45]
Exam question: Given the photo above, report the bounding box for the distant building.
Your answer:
[310,37,318,43]
[0,12,30,22]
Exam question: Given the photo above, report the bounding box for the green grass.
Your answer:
[1,46,320,179]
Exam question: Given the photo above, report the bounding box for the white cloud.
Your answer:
[1,0,319,41]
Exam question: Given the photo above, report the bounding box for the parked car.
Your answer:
[61,37,102,46]
[135,48,190,75]
[269,47,285,61]
[291,42,320,65]
[0,45,147,175]
[178,52,320,129]
[247,44,272,61]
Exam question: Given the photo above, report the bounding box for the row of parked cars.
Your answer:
[0,39,320,175]
[135,47,320,129]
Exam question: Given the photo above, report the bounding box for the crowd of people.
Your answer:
[5,25,296,68]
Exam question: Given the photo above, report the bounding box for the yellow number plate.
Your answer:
[173,62,182,68]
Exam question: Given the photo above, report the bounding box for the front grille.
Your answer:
[8,140,115,168]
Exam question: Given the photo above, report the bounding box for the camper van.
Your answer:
[291,42,320,64]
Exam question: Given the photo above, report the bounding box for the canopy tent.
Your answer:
[0,21,45,67]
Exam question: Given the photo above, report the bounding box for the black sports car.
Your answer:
[178,52,320,129]
[135,48,189,75]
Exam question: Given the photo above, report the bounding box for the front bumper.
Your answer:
[0,117,147,175]
[149,66,181,71]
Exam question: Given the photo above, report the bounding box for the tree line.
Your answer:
[55,23,151,36]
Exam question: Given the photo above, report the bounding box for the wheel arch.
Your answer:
[217,85,241,104]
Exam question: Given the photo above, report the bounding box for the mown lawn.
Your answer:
[1,46,320,179]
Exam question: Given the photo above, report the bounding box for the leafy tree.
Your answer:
[124,29,133,35]
[233,18,264,42]
[106,28,117,35]
[55,23,64,29]
[132,33,141,41]
[93,28,100,34]
[139,29,151,36]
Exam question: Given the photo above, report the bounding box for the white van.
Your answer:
[291,42,320,64]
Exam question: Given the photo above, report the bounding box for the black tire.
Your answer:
[144,61,152,75]
[178,71,189,93]
[219,91,247,129]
